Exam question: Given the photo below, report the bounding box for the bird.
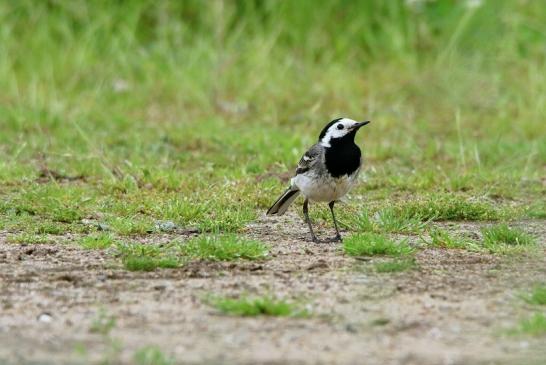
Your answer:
[267,117,370,243]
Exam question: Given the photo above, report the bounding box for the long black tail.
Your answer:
[266,187,300,216]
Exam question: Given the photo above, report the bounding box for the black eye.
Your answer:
[337,124,344,130]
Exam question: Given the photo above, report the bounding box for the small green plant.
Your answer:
[123,256,179,272]
[52,207,82,223]
[181,234,268,261]
[107,217,154,236]
[7,233,50,244]
[374,208,428,234]
[427,228,481,251]
[134,346,174,365]
[347,210,375,232]
[209,296,308,317]
[343,233,413,257]
[522,286,546,306]
[515,313,546,336]
[116,242,162,257]
[526,204,546,219]
[482,224,536,253]
[374,258,416,273]
[90,309,116,336]
[79,233,116,250]
[197,206,257,232]
[401,196,499,221]
[116,242,181,271]
[35,221,64,235]
[344,208,427,234]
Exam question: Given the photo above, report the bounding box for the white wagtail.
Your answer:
[267,118,370,243]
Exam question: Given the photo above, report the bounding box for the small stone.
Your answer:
[37,312,53,323]
[155,221,177,232]
[97,223,110,231]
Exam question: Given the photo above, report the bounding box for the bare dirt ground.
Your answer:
[1,214,545,365]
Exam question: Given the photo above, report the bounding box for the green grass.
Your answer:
[482,224,536,254]
[114,235,267,271]
[79,233,116,250]
[427,228,482,251]
[343,233,413,257]
[35,221,65,235]
[89,309,116,336]
[116,242,181,271]
[7,233,50,244]
[0,1,545,238]
[122,256,179,272]
[134,346,174,365]
[106,217,154,236]
[374,258,417,273]
[181,234,269,261]
[347,208,428,234]
[209,296,308,317]
[515,313,546,336]
[374,208,429,233]
[399,196,501,222]
[526,204,546,219]
[522,286,546,306]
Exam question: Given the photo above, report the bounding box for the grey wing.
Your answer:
[295,144,323,175]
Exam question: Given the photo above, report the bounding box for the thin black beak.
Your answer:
[352,121,370,130]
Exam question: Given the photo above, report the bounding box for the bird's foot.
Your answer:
[310,235,342,244]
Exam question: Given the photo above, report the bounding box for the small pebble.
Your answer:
[97,223,111,231]
[37,312,53,323]
[155,221,177,232]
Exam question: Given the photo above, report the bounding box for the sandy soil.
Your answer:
[1,214,545,365]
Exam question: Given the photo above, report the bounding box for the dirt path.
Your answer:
[1,215,545,365]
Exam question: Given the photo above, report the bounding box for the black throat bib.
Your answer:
[324,133,361,178]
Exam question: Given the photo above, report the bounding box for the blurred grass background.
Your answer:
[0,0,545,235]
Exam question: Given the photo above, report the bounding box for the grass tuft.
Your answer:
[89,309,116,336]
[7,233,50,244]
[515,313,546,336]
[79,233,116,250]
[35,222,65,235]
[374,258,417,273]
[374,208,429,234]
[134,346,174,365]
[482,224,536,254]
[181,234,268,261]
[123,256,179,272]
[116,242,181,271]
[106,217,154,236]
[343,233,413,257]
[209,296,308,317]
[427,228,482,251]
[400,196,499,222]
[522,286,546,306]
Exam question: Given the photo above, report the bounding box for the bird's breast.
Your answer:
[292,170,359,202]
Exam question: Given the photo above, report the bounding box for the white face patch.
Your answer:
[320,118,361,147]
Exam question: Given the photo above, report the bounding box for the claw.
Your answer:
[311,236,342,244]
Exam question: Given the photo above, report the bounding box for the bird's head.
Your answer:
[318,118,370,147]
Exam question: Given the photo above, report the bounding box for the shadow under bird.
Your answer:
[267,118,370,243]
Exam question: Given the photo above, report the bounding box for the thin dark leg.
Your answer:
[303,199,318,243]
[329,201,342,242]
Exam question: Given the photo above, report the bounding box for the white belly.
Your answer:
[292,173,357,202]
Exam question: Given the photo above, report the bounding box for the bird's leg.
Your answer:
[329,201,342,242]
[303,199,319,243]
